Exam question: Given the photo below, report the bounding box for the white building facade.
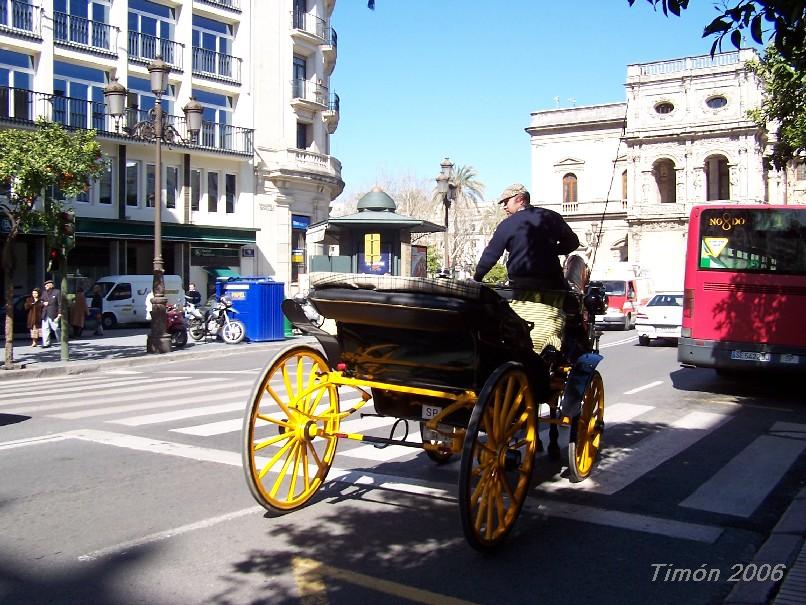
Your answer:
[527,50,804,291]
[0,0,342,299]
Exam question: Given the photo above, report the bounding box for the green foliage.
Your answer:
[426,246,441,274]
[747,43,806,169]
[482,263,508,285]
[628,1,806,70]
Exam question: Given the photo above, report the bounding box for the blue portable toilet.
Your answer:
[219,277,285,341]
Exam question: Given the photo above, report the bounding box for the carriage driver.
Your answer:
[473,183,580,353]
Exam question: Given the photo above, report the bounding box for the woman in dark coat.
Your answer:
[25,287,43,347]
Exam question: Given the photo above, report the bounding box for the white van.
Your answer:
[92,275,185,329]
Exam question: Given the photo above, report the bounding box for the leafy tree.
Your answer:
[0,119,104,368]
[747,42,806,169]
[431,164,486,271]
[628,1,805,69]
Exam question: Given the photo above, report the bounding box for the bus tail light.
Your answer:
[683,288,694,319]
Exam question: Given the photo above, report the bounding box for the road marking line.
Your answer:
[0,376,193,405]
[108,399,251,426]
[45,430,723,543]
[293,557,479,605]
[623,380,664,395]
[555,411,731,495]
[78,506,265,561]
[0,433,68,450]
[680,422,806,517]
[599,336,637,348]
[151,369,261,374]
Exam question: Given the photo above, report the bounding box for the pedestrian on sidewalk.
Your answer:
[70,286,88,338]
[41,279,61,347]
[89,284,104,335]
[24,287,43,347]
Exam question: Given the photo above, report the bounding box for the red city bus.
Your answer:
[678,204,806,373]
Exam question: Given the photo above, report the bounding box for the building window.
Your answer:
[706,95,727,109]
[54,0,111,49]
[654,159,677,203]
[291,214,311,283]
[126,160,140,206]
[128,0,176,63]
[98,160,113,204]
[0,50,34,120]
[126,76,175,123]
[166,166,178,209]
[53,61,108,131]
[193,88,232,149]
[296,122,311,150]
[207,172,218,212]
[192,15,234,78]
[191,169,201,211]
[145,163,156,207]
[562,173,578,205]
[796,160,806,181]
[704,154,730,201]
[293,55,306,98]
[225,173,236,213]
[621,169,628,202]
[654,101,674,114]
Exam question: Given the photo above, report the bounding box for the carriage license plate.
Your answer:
[730,350,771,362]
[422,404,441,421]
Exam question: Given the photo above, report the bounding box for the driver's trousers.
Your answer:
[508,290,566,354]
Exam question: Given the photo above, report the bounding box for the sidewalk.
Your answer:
[0,327,301,381]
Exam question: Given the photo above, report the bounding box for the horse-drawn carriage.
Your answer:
[242,272,608,551]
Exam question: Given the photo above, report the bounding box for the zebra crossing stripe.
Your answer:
[537,402,653,446]
[0,376,193,406]
[109,398,252,426]
[564,410,731,495]
[679,421,806,517]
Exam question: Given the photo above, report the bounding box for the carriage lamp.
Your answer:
[435,158,457,274]
[104,58,202,354]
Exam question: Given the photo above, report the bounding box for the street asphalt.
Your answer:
[0,326,802,605]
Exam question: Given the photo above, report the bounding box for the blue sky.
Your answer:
[330,0,761,204]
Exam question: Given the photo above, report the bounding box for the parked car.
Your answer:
[636,291,684,345]
[0,295,29,337]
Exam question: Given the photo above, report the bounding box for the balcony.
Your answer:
[322,26,337,75]
[262,147,342,180]
[323,92,339,134]
[192,47,241,84]
[291,11,326,42]
[129,31,184,71]
[291,79,328,111]
[0,86,254,156]
[195,0,241,13]
[55,12,118,54]
[560,199,628,217]
[0,0,40,38]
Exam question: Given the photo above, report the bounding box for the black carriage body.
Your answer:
[306,276,549,425]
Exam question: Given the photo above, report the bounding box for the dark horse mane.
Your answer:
[563,252,591,294]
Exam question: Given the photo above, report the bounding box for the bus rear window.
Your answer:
[698,208,806,275]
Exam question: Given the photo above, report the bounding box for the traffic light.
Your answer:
[60,210,76,253]
[47,247,61,272]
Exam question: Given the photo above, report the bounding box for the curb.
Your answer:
[724,486,806,604]
[0,337,312,381]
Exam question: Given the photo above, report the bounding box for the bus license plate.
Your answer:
[422,404,441,421]
[730,350,771,362]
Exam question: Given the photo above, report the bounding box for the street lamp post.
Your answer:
[103,57,203,354]
[435,158,456,274]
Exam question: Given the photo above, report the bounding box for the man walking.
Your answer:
[41,279,61,347]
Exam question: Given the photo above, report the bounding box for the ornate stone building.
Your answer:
[527,50,804,290]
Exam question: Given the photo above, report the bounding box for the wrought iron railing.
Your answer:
[292,10,326,39]
[128,31,184,70]
[192,47,241,83]
[0,0,39,35]
[0,86,254,155]
[195,0,240,11]
[328,92,339,113]
[54,12,117,52]
[325,26,337,50]
[291,79,328,105]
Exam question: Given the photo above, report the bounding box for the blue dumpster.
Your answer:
[218,277,286,341]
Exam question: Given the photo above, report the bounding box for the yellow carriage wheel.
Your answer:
[459,363,537,551]
[567,370,605,483]
[242,346,340,512]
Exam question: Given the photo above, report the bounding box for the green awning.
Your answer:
[76,217,257,243]
[204,267,240,279]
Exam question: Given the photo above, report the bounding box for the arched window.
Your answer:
[704,154,730,201]
[654,159,676,204]
[563,173,578,206]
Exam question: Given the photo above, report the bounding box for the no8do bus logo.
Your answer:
[708,213,746,231]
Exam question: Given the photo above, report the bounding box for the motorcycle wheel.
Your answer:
[171,328,188,348]
[222,320,245,344]
[188,318,205,341]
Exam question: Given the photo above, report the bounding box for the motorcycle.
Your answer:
[166,304,188,348]
[292,292,324,328]
[186,297,246,344]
